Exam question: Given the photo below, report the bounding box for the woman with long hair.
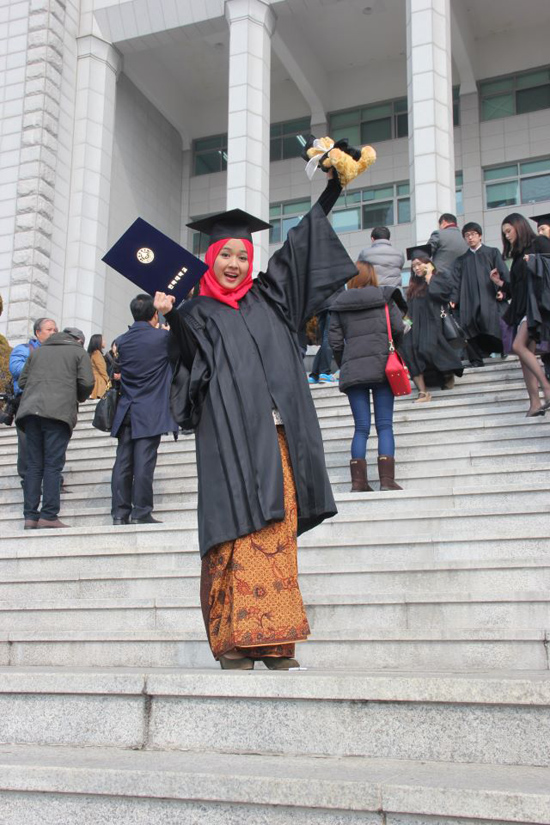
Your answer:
[402,249,463,402]
[491,213,550,416]
[87,333,109,399]
[329,261,405,492]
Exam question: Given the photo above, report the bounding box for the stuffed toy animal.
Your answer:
[302,136,376,187]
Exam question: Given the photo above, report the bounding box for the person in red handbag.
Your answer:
[329,262,405,492]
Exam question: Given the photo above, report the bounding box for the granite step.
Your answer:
[0,743,548,825]
[0,557,547,606]
[0,668,548,767]
[3,481,550,525]
[0,535,549,579]
[0,627,548,670]
[0,589,549,635]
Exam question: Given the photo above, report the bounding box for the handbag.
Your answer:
[440,305,467,350]
[92,381,119,432]
[384,305,412,397]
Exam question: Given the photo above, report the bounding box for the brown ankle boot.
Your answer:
[378,456,402,491]
[349,459,373,492]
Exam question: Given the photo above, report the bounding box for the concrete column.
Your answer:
[406,0,456,243]
[62,35,121,343]
[225,0,275,272]
[5,0,71,344]
[458,91,484,222]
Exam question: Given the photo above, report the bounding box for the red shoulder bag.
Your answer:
[384,304,412,397]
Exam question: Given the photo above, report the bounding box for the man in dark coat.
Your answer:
[428,213,468,274]
[450,222,510,365]
[110,293,177,525]
[15,327,94,529]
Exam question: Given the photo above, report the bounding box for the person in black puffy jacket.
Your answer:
[329,262,405,492]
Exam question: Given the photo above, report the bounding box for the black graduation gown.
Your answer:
[166,201,357,558]
[451,245,509,353]
[401,271,464,382]
[504,235,550,339]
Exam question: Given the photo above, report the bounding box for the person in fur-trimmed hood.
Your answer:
[329,261,405,493]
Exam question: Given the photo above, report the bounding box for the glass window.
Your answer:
[520,174,550,203]
[193,134,227,176]
[486,180,519,209]
[520,158,550,175]
[482,94,515,120]
[452,85,460,127]
[396,112,409,138]
[480,66,550,121]
[517,86,550,115]
[329,97,408,145]
[270,117,311,161]
[516,69,550,89]
[363,201,394,228]
[455,171,464,216]
[332,208,361,233]
[397,198,411,224]
[331,125,361,145]
[283,199,310,215]
[484,156,550,209]
[331,181,410,233]
[484,164,517,182]
[361,118,392,143]
[269,198,311,244]
[331,110,360,129]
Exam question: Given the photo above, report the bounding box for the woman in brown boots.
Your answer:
[329,261,404,492]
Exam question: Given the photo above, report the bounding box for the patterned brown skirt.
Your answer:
[200,426,310,659]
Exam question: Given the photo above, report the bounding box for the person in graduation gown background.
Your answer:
[491,213,550,417]
[401,246,464,402]
[450,222,509,365]
[154,170,358,670]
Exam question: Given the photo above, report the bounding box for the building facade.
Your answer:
[1,0,550,345]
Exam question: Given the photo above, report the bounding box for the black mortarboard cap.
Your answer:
[102,218,208,304]
[406,243,433,261]
[530,213,550,228]
[187,208,272,246]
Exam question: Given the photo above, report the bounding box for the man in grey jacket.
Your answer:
[16,327,94,529]
[358,227,405,288]
[428,213,468,274]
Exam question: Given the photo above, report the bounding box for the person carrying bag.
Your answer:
[329,261,405,492]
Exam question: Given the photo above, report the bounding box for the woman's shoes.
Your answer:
[262,657,300,670]
[219,655,255,670]
[414,391,432,403]
[349,458,373,492]
[526,408,546,417]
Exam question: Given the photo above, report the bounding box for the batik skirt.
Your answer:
[200,426,311,659]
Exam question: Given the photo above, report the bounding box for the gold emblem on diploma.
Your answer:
[136,247,154,264]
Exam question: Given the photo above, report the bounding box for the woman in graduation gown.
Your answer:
[154,172,357,670]
[401,248,463,402]
[491,213,550,416]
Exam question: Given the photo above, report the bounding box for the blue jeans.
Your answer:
[23,415,71,521]
[346,383,395,459]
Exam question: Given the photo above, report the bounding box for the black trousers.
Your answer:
[310,311,335,378]
[16,424,26,481]
[111,419,161,520]
[23,416,71,521]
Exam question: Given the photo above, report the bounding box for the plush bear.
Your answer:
[302,136,376,187]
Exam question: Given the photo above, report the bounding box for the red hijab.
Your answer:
[199,237,254,309]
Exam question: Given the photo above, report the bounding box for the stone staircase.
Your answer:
[0,357,548,824]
